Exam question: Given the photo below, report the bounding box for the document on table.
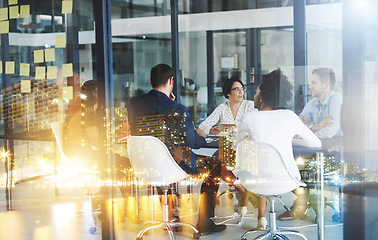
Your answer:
[192,148,218,157]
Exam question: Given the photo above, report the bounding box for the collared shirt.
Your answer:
[128,90,206,149]
[300,91,343,138]
[199,100,255,134]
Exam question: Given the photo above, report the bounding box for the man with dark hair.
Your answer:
[256,69,293,110]
[128,63,229,234]
[128,64,205,149]
[299,67,343,138]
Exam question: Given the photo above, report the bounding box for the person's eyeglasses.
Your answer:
[231,86,246,91]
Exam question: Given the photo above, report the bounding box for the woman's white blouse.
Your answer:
[199,100,255,134]
[237,110,321,180]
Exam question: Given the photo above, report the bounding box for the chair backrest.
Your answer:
[234,140,304,195]
[127,136,189,185]
[196,87,208,105]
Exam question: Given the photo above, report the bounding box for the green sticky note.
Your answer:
[0,21,9,34]
[9,5,18,19]
[0,8,8,21]
[62,63,73,77]
[20,5,30,18]
[45,48,55,62]
[55,35,66,48]
[0,61,2,73]
[20,63,30,76]
[62,1,73,14]
[21,80,31,93]
[34,49,44,63]
[47,66,58,79]
[5,61,15,74]
[35,66,45,79]
[9,0,18,5]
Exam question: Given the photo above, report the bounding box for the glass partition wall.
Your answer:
[0,1,376,240]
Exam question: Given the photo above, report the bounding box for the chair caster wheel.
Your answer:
[89,227,96,234]
[332,214,340,222]
[193,232,200,239]
[241,238,247,240]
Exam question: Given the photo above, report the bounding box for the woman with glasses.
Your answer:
[196,77,257,222]
[196,78,255,137]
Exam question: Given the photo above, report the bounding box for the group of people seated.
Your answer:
[126,64,342,235]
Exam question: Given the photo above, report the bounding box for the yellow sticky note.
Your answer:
[34,49,44,63]
[9,5,18,19]
[55,35,66,48]
[21,80,31,93]
[45,48,55,62]
[20,63,30,76]
[35,66,45,80]
[9,0,18,5]
[0,61,2,73]
[0,21,9,34]
[62,1,73,14]
[62,63,73,77]
[0,8,8,21]
[20,5,30,18]
[5,61,15,74]
[63,86,73,100]
[47,66,58,79]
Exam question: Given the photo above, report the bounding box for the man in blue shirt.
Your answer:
[299,67,343,139]
[128,64,228,234]
[279,67,343,221]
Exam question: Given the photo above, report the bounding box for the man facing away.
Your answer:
[127,63,227,234]
[299,67,343,139]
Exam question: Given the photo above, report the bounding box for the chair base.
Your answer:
[241,229,308,240]
[240,197,308,240]
[136,188,199,240]
[136,220,200,240]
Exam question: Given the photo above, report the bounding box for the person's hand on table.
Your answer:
[196,127,206,138]
[209,126,220,135]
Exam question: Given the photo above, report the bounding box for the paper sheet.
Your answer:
[35,66,45,79]
[20,5,30,18]
[34,49,44,63]
[5,61,15,74]
[45,48,55,62]
[55,35,66,48]
[62,63,73,77]
[62,1,73,14]
[20,63,30,76]
[47,66,58,79]
[21,80,31,93]
[9,5,18,19]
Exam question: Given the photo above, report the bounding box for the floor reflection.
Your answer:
[0,181,343,240]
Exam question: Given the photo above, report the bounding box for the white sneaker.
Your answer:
[240,206,248,217]
[257,217,267,230]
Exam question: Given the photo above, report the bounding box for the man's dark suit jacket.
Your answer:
[128,89,206,149]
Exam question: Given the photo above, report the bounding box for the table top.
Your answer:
[199,135,343,158]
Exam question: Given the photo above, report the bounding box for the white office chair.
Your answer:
[127,136,200,240]
[234,140,308,240]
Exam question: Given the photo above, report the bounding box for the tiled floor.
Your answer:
[0,181,343,240]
